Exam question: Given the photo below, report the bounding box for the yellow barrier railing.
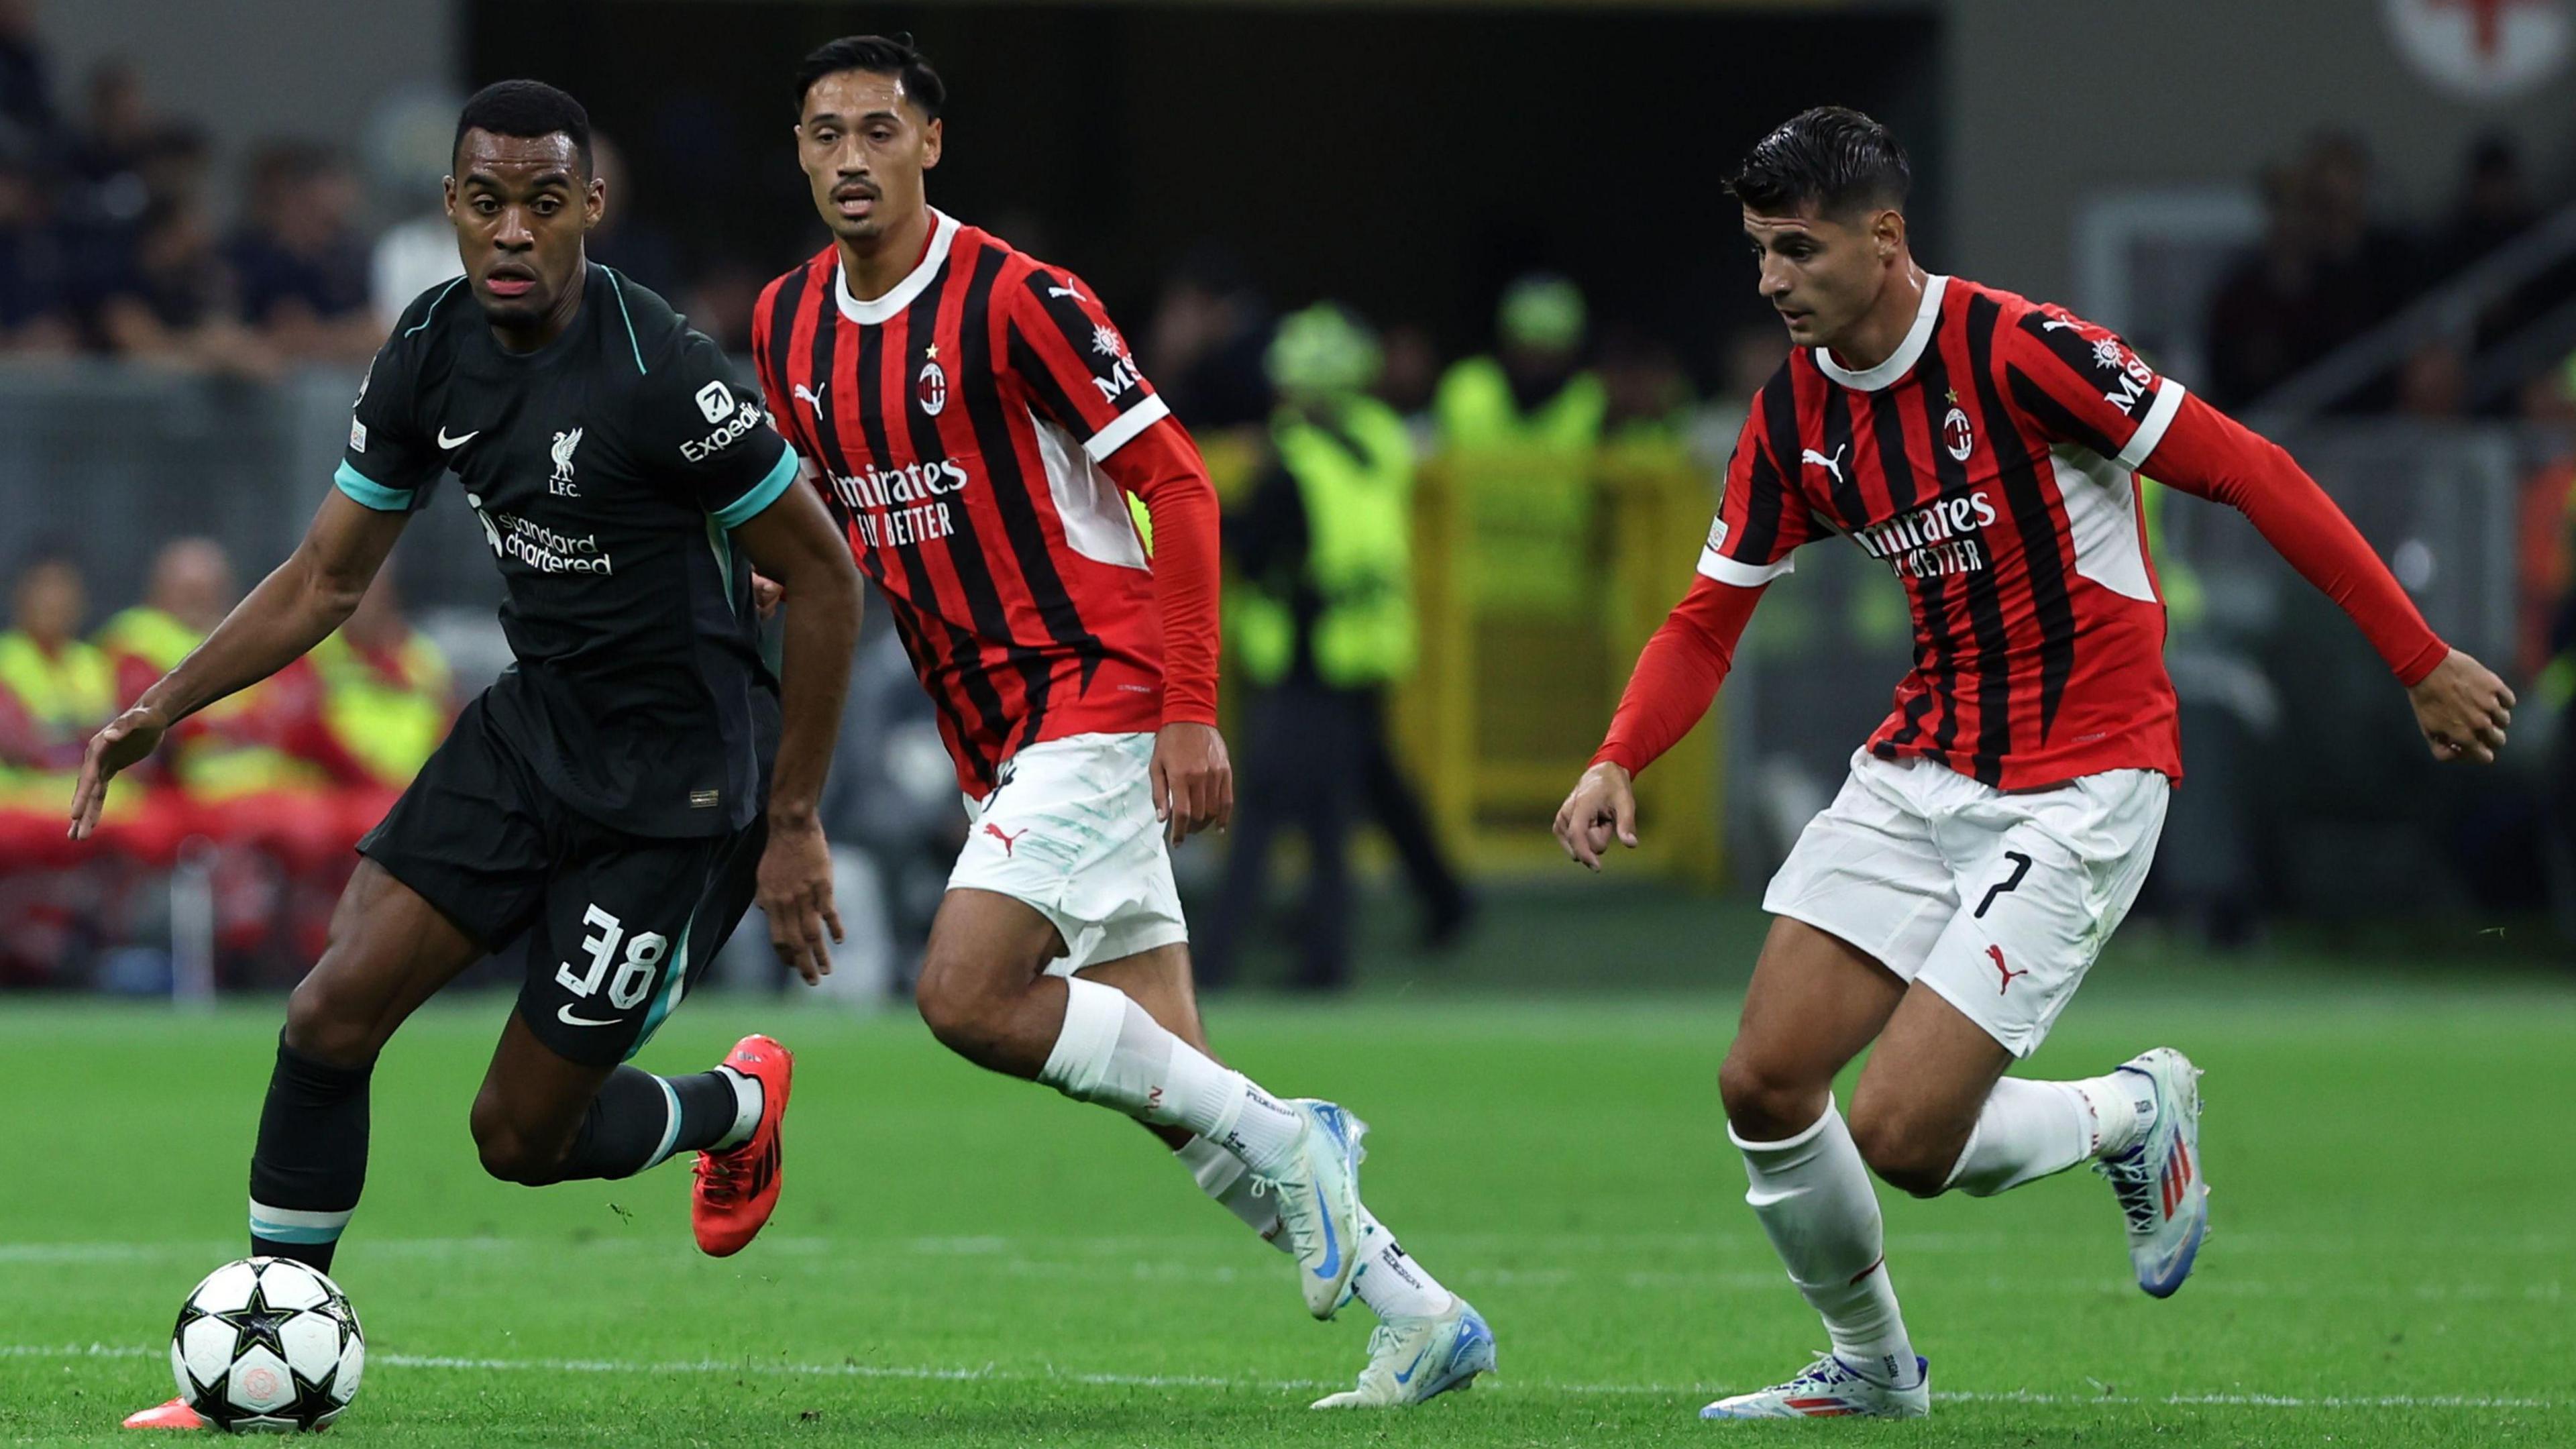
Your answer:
[1399,441,1724,885]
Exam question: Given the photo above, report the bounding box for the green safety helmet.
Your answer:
[1267,301,1382,396]
[1499,272,1585,353]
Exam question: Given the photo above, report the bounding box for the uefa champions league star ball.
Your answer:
[169,1257,366,1432]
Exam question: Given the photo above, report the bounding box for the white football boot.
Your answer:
[1310,1297,1497,1408]
[2093,1046,2208,1298]
[1700,1352,1930,1420]
[1256,1100,1368,1319]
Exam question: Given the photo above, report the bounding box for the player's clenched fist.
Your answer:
[2408,648,2514,765]
[1554,761,1639,873]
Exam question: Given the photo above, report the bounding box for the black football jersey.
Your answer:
[337,264,796,837]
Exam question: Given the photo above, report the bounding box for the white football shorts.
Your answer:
[1762,747,2169,1057]
[948,731,1189,976]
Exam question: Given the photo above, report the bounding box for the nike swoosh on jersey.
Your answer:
[557,1004,619,1028]
[437,427,479,449]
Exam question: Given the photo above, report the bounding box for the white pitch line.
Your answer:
[5,1343,2565,1411]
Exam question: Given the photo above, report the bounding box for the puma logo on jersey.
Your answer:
[1801,444,1848,485]
[1986,943,2031,994]
[1046,284,1086,301]
[792,382,826,416]
[983,822,1029,856]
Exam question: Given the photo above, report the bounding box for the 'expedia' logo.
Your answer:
[1854,489,1998,582]
[680,401,766,462]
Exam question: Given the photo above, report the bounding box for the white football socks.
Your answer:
[1945,1071,2155,1197]
[1040,977,1307,1173]
[1175,1136,1454,1320]
[709,1066,763,1152]
[1734,1101,1919,1389]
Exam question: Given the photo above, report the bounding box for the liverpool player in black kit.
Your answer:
[76,82,862,1432]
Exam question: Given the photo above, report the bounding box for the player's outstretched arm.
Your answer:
[1556,575,1766,871]
[69,490,406,839]
[730,481,864,983]
[2141,393,2513,764]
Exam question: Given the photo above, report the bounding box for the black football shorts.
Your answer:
[357,695,767,1066]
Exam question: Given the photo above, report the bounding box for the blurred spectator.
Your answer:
[89,197,273,376]
[1597,324,1696,444]
[227,142,376,364]
[586,132,684,297]
[63,59,151,203]
[2204,164,2311,409]
[1373,321,1441,422]
[0,548,107,868]
[0,547,105,977]
[99,539,336,975]
[0,142,69,353]
[1145,243,1273,434]
[369,215,460,330]
[1204,303,1469,991]
[2430,133,2540,279]
[1434,272,1606,614]
[1436,272,1603,445]
[308,570,452,820]
[2205,136,2421,413]
[2299,131,2420,406]
[0,0,56,161]
[2434,135,2575,379]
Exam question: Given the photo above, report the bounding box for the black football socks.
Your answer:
[246,1035,372,1275]
[555,1067,748,1181]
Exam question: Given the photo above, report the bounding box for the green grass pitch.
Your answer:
[1,911,2571,1446]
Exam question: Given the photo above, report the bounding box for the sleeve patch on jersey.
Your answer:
[1697,547,1794,588]
[333,461,413,512]
[710,445,798,530]
[1083,392,1171,462]
[2116,380,2188,471]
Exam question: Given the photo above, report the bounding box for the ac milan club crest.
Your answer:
[2383,0,2569,101]
[918,358,948,417]
[1943,406,1975,463]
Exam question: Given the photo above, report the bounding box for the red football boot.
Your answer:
[121,1399,203,1430]
[690,1034,793,1256]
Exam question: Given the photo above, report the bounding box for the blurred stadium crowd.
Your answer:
[7,5,2576,992]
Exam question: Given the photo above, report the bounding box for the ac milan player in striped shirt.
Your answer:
[1556,108,2515,1421]
[750,38,1491,1405]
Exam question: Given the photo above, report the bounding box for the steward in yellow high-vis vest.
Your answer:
[1206,304,1469,993]
[1432,274,1605,616]
[1231,391,1417,690]
[0,555,120,866]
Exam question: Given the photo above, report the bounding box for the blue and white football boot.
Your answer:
[1257,1100,1368,1319]
[2094,1046,2207,1298]
[1700,1352,1930,1419]
[1310,1297,1497,1408]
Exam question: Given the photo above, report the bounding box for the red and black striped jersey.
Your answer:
[1702,275,2189,787]
[751,211,1183,795]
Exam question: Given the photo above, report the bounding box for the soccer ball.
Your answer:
[168,1257,365,1433]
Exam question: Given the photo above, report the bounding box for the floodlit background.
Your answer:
[0,5,2571,1440]
[4,0,2573,995]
